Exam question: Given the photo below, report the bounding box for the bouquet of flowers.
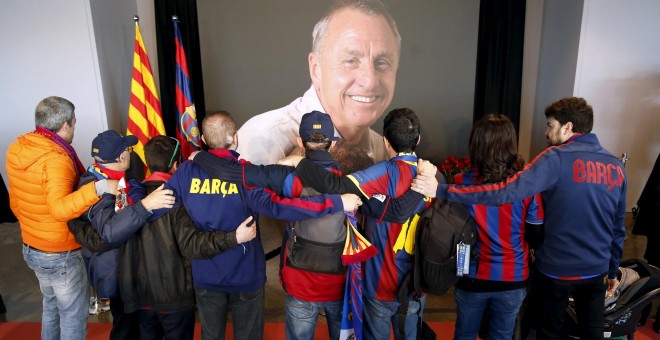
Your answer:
[438,155,471,184]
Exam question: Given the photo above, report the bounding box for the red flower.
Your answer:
[438,155,471,184]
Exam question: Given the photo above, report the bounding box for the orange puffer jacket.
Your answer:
[6,132,100,252]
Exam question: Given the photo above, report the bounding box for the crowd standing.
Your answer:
[5,1,630,340]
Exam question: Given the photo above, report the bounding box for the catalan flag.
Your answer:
[126,20,165,167]
[173,19,201,159]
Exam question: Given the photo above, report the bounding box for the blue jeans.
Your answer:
[363,295,424,340]
[285,294,343,340]
[454,287,527,340]
[22,245,88,340]
[195,287,264,340]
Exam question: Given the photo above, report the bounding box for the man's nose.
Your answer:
[356,63,377,89]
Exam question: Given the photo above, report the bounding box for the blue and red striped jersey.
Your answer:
[455,170,544,282]
[347,153,430,301]
[439,134,626,279]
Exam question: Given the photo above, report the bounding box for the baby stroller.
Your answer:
[564,258,660,339]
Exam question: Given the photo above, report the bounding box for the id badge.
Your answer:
[462,244,470,275]
[456,242,467,276]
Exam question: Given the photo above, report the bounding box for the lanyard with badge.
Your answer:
[456,241,470,276]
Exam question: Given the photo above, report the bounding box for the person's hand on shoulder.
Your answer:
[141,184,175,211]
[411,170,439,198]
[235,216,257,244]
[417,158,438,177]
[340,193,362,212]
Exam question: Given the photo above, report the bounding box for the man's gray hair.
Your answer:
[35,96,75,132]
[312,0,401,55]
[202,111,236,150]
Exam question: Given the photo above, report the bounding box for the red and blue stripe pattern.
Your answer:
[174,19,201,159]
[348,153,429,301]
[456,171,544,282]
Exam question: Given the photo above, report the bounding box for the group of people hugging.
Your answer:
[6,1,627,340]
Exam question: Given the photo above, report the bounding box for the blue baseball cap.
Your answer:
[299,111,339,142]
[91,130,138,163]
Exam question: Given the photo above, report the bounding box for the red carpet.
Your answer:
[0,320,656,339]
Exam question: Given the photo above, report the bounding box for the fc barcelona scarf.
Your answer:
[339,211,377,340]
[88,162,132,210]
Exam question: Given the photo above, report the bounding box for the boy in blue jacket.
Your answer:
[67,130,175,339]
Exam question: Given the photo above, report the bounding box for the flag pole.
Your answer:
[172,15,178,22]
[133,15,139,24]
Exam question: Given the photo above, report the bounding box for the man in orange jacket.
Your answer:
[6,96,117,340]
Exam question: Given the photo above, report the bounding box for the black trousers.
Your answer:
[139,308,195,340]
[535,272,607,340]
[109,296,140,340]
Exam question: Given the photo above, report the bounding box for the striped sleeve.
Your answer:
[245,187,343,221]
[441,147,561,205]
[346,162,390,199]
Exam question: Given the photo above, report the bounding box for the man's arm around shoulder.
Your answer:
[173,211,256,259]
[45,157,100,221]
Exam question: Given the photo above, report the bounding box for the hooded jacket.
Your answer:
[6,131,99,251]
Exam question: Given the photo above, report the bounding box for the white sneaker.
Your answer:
[99,298,111,312]
[89,296,99,315]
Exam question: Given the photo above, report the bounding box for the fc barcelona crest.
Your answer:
[180,104,201,146]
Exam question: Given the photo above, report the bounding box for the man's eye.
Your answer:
[375,59,392,70]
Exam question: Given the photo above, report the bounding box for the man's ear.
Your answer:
[309,52,321,89]
[232,132,239,149]
[170,161,179,174]
[383,136,391,150]
[296,136,304,149]
[564,122,574,136]
[329,140,337,150]
[56,121,69,134]
[416,136,421,146]
[201,135,207,146]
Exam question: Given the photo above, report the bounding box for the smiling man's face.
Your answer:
[309,7,400,135]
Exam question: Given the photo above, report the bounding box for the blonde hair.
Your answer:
[202,111,236,149]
